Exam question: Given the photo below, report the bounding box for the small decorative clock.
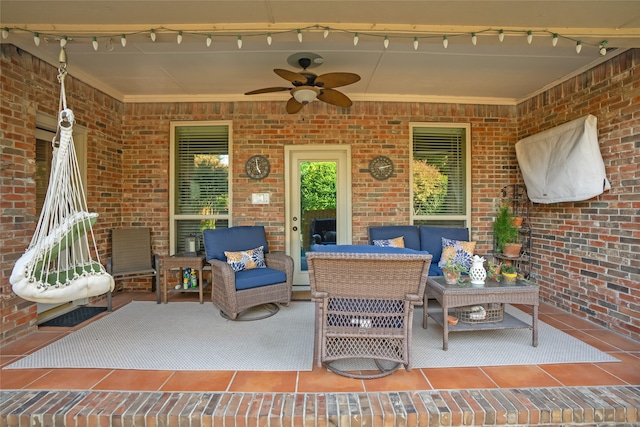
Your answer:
[369,155,394,180]
[245,155,270,180]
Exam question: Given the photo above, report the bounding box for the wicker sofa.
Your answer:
[368,225,470,276]
[307,245,432,378]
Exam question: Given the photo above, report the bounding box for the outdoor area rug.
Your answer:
[39,306,107,327]
[7,301,618,371]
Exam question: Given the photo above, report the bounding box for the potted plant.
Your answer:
[442,259,468,285]
[487,261,501,280]
[501,261,517,283]
[493,201,522,258]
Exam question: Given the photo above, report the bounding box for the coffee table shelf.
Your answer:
[428,310,532,332]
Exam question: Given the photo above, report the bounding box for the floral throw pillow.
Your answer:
[373,236,405,248]
[224,246,266,272]
[437,238,476,270]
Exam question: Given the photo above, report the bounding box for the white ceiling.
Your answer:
[1,0,639,107]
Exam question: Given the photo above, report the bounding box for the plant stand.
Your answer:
[493,184,532,279]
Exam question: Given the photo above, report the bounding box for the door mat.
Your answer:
[39,306,108,327]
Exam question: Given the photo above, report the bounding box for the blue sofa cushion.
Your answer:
[368,226,421,250]
[203,226,269,262]
[419,226,469,276]
[234,267,287,291]
[310,244,427,255]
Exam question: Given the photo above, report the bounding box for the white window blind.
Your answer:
[411,125,470,227]
[172,123,230,254]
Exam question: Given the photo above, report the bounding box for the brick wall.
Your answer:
[1,44,638,344]
[517,49,640,340]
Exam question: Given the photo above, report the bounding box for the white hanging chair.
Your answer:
[10,57,114,303]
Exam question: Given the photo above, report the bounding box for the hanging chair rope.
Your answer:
[11,49,114,303]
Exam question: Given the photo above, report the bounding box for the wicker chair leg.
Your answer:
[219,303,280,321]
[323,360,402,379]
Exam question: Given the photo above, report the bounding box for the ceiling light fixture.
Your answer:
[413,37,419,50]
[471,32,477,45]
[292,86,320,104]
[206,34,212,47]
[443,35,448,48]
[177,31,183,45]
[498,29,504,42]
[120,34,126,47]
[575,40,582,53]
[150,29,156,42]
[353,32,359,46]
[527,30,533,44]
[92,36,99,51]
[33,32,40,46]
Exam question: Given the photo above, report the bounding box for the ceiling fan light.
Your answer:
[292,86,319,104]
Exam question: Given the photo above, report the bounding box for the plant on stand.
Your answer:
[487,261,501,280]
[493,201,522,258]
[442,259,468,285]
[501,261,517,283]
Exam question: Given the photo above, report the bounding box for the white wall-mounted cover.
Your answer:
[515,115,610,204]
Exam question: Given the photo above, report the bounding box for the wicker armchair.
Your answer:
[307,247,432,378]
[203,226,293,320]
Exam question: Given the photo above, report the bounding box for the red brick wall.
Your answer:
[1,45,124,343]
[517,49,640,341]
[1,44,638,344]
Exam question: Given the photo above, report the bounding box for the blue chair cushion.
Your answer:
[203,226,269,262]
[368,226,421,250]
[234,267,287,291]
[419,226,469,276]
[310,244,427,255]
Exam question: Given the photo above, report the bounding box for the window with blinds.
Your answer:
[170,122,230,255]
[411,124,471,228]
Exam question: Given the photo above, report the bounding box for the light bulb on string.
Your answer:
[2,28,8,39]
[498,29,504,42]
[237,35,242,49]
[353,32,359,46]
[33,32,40,46]
[383,35,389,49]
[575,40,582,54]
[177,31,183,45]
[323,27,329,38]
[599,41,607,55]
[413,37,419,50]
[442,35,448,48]
[297,29,302,43]
[206,34,212,47]
[552,34,558,47]
[60,36,68,47]
[120,34,127,47]
[150,29,156,42]
[266,33,272,45]
[527,30,533,44]
[471,32,477,45]
[92,36,99,51]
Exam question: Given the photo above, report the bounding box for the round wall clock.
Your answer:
[245,155,270,180]
[369,155,394,180]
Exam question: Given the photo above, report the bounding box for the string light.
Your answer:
[237,35,242,49]
[471,32,477,45]
[33,32,40,46]
[177,31,183,45]
[353,32,359,46]
[498,29,504,42]
[413,37,419,50]
[527,30,533,44]
[120,34,126,47]
[206,34,212,47]
[443,35,448,48]
[383,35,389,49]
[297,29,302,43]
[266,33,272,45]
[575,40,582,54]
[92,36,99,51]
[60,36,68,47]
[552,34,559,47]
[323,27,329,38]
[2,28,9,39]
[600,40,608,55]
[150,29,156,42]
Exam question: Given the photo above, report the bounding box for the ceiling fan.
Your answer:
[244,52,361,114]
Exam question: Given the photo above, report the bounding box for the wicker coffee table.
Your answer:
[424,276,539,350]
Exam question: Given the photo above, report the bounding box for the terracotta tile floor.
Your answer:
[1,291,639,394]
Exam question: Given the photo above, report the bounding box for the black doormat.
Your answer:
[39,306,108,327]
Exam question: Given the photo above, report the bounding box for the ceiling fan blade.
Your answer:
[274,69,308,85]
[315,72,361,89]
[317,88,353,108]
[286,97,305,114]
[244,87,291,95]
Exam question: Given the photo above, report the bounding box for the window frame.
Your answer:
[169,120,232,255]
[409,122,471,228]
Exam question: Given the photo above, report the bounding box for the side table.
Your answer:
[162,254,208,304]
